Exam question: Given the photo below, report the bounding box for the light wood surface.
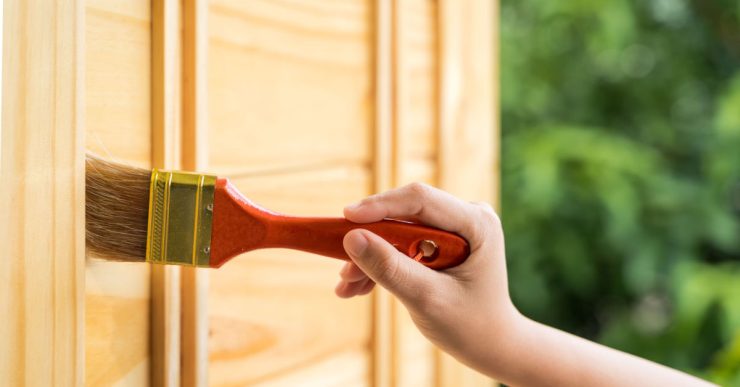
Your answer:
[207,168,373,386]
[205,3,376,383]
[437,0,498,205]
[207,0,372,175]
[250,350,369,387]
[1,0,497,384]
[371,1,395,386]
[436,0,498,385]
[86,0,151,165]
[395,0,439,186]
[392,1,440,385]
[0,1,84,385]
[86,263,150,386]
[201,0,497,385]
[181,1,210,386]
[85,1,152,385]
[151,0,184,386]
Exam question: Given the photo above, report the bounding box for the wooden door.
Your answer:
[85,0,154,384]
[0,0,497,386]
[205,0,374,382]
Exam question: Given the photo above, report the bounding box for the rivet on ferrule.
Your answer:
[145,169,217,267]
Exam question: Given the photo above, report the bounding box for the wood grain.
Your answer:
[207,167,373,386]
[151,0,183,385]
[437,0,497,205]
[85,1,152,385]
[436,0,497,386]
[151,0,181,169]
[371,1,395,386]
[85,292,148,385]
[86,0,151,165]
[395,0,439,186]
[2,0,497,385]
[205,4,376,382]
[0,0,84,385]
[392,166,436,387]
[207,0,372,174]
[181,1,210,385]
[391,1,439,385]
[250,350,370,387]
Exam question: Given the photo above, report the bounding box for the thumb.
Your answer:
[343,229,435,302]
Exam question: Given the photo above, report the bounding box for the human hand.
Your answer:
[336,184,717,387]
[335,183,521,365]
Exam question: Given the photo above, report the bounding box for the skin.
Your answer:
[335,183,715,387]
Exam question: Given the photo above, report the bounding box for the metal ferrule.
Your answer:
[145,169,217,267]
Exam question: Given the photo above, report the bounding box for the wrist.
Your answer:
[439,299,523,374]
[456,302,533,382]
[490,301,527,351]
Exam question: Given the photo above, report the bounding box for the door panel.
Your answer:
[394,1,439,385]
[0,1,84,385]
[206,1,374,385]
[207,170,373,386]
[85,0,152,385]
[1,0,495,386]
[396,0,438,180]
[208,0,372,173]
[85,0,151,164]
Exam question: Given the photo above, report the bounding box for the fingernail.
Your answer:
[345,231,368,256]
[335,281,349,298]
[339,262,352,276]
[345,201,362,211]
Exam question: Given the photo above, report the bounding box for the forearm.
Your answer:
[464,312,714,387]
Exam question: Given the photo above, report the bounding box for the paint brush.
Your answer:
[85,154,470,269]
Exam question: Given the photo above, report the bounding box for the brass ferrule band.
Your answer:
[145,169,217,267]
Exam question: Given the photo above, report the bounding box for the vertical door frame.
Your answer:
[150,1,210,385]
[180,0,210,385]
[435,0,498,386]
[0,0,85,385]
[372,0,499,386]
[372,1,396,386]
[437,0,498,205]
[151,0,183,385]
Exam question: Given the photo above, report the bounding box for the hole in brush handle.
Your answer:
[410,239,439,263]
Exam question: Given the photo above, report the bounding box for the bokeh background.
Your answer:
[500,0,740,384]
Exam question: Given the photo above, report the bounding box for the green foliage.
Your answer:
[500,0,740,382]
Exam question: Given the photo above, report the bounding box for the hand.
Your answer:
[335,183,521,365]
[336,183,715,387]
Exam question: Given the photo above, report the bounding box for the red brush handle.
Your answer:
[209,178,470,269]
[261,217,470,270]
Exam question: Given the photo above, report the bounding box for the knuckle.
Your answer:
[471,201,495,214]
[487,210,502,229]
[405,182,433,200]
[473,202,501,228]
[360,193,381,205]
[462,202,501,246]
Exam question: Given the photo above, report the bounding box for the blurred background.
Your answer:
[500,0,740,384]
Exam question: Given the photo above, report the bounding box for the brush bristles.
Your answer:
[86,154,150,262]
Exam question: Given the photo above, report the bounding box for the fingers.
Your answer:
[335,262,375,298]
[341,228,436,302]
[336,183,502,300]
[356,279,376,295]
[344,183,483,242]
[339,261,367,283]
[335,275,374,298]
